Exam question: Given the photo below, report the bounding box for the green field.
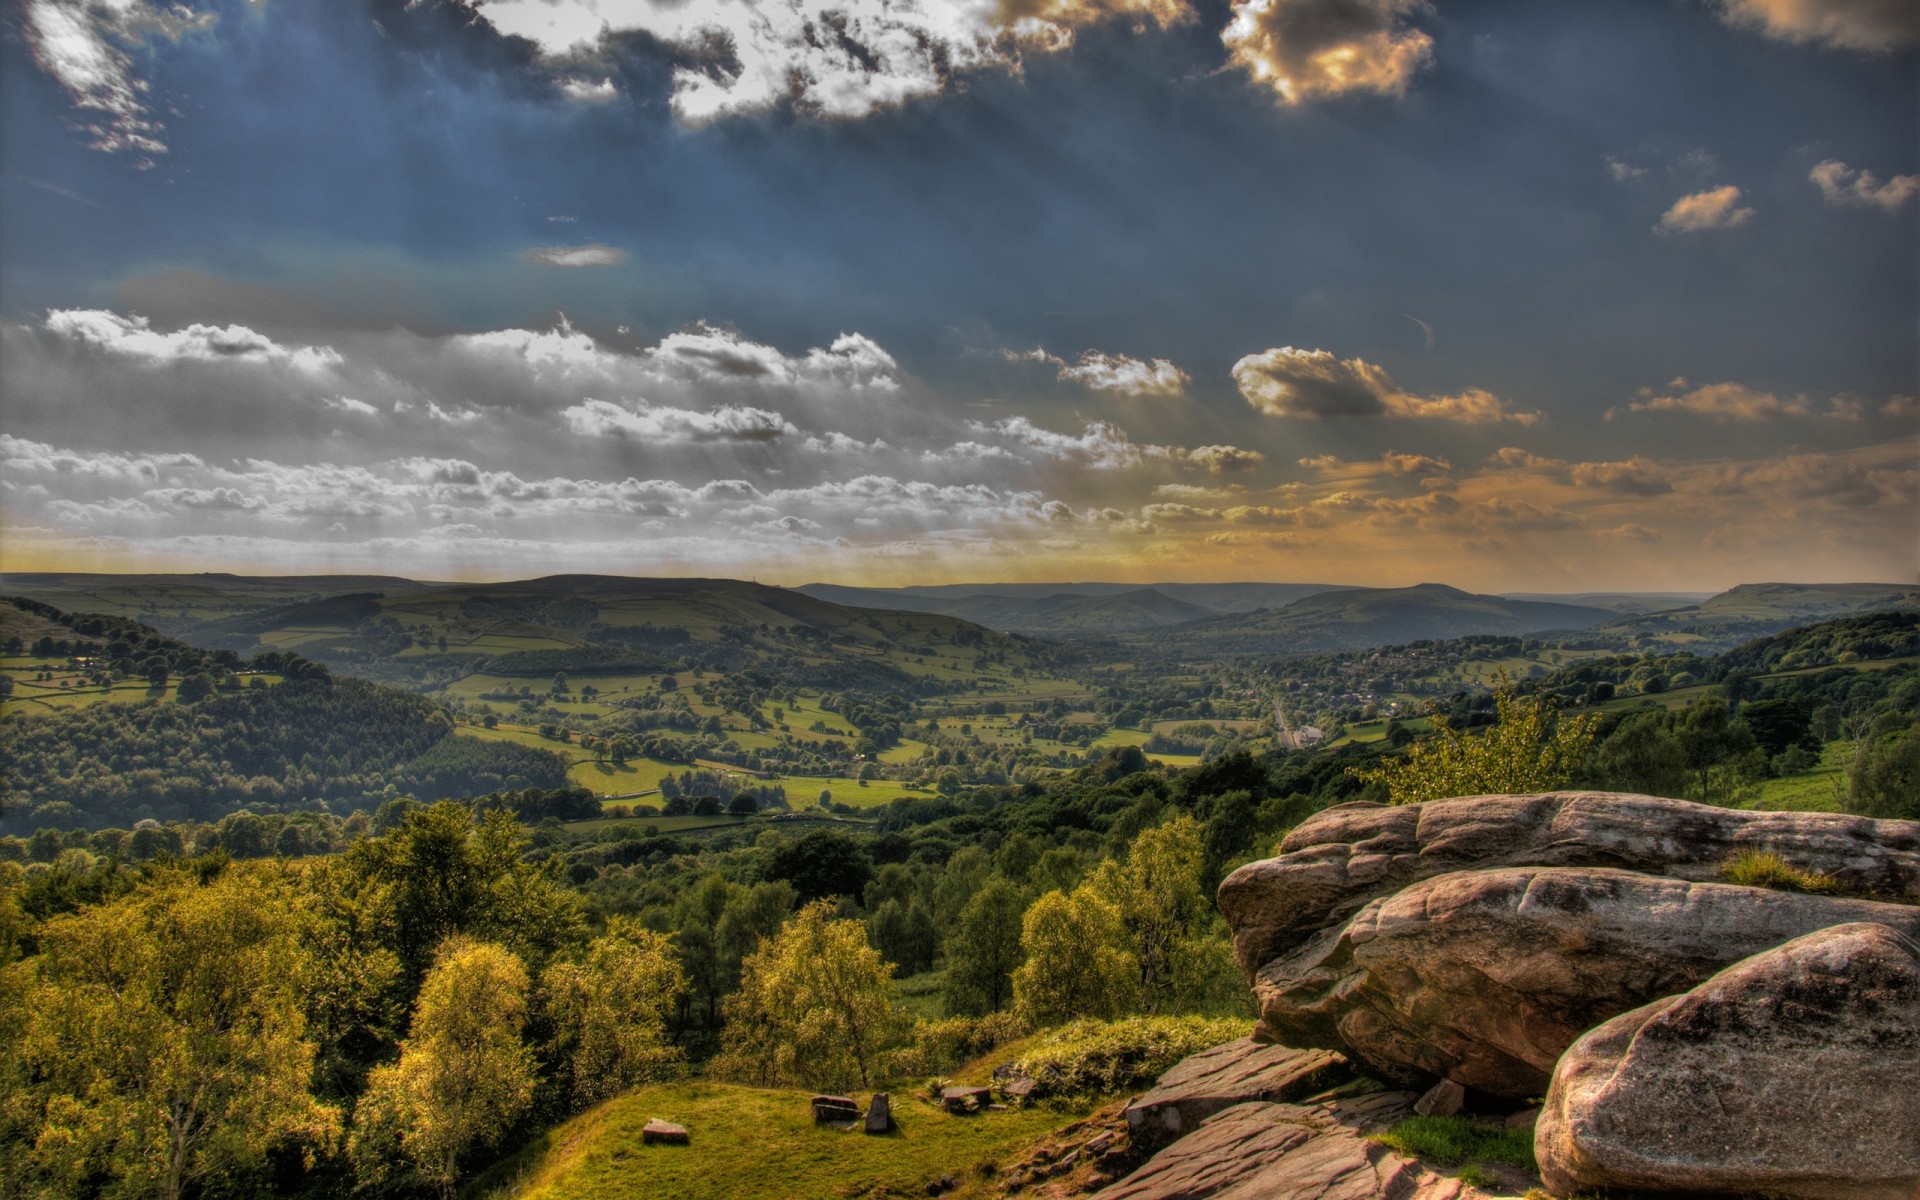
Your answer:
[1747,740,1852,813]
[480,1080,1098,1200]
[2,656,286,717]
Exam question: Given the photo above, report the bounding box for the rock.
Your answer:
[1411,1079,1464,1117]
[864,1092,891,1134]
[1219,793,1920,976]
[1250,865,1920,1097]
[640,1118,688,1145]
[926,1172,958,1195]
[940,1085,992,1113]
[1095,1093,1492,1200]
[1000,1076,1037,1101]
[1538,922,1920,1200]
[1502,1107,1539,1132]
[812,1094,859,1123]
[1123,1038,1349,1150]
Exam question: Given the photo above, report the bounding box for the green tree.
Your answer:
[867,898,937,977]
[349,939,536,1199]
[542,918,685,1107]
[943,878,1026,1016]
[1352,687,1600,805]
[1586,712,1690,797]
[1011,887,1138,1026]
[1848,721,1920,820]
[1090,815,1227,1012]
[713,900,906,1090]
[6,868,339,1200]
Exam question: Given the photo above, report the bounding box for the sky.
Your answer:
[0,0,1914,592]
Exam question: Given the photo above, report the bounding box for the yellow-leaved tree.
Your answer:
[541,917,685,1107]
[1011,886,1139,1026]
[711,899,907,1091]
[1352,686,1601,805]
[2,868,340,1200]
[349,938,536,1199]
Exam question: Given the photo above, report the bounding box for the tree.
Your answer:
[767,830,873,903]
[1011,886,1138,1026]
[867,897,938,977]
[1352,687,1600,805]
[175,672,216,703]
[542,918,685,1108]
[7,869,340,1200]
[713,900,906,1090]
[1587,712,1689,797]
[943,878,1026,1015]
[1848,721,1920,820]
[1091,816,1216,1012]
[349,939,536,1199]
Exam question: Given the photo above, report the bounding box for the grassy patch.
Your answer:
[1370,1115,1536,1172]
[1721,850,1842,895]
[476,1080,1092,1200]
[1009,1016,1248,1098]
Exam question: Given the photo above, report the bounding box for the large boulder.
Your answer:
[1097,1092,1491,1200]
[1122,1038,1348,1150]
[1219,793,1920,976]
[1250,866,1920,1097]
[1538,922,1920,1200]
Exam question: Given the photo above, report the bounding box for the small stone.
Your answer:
[1504,1106,1541,1131]
[1084,1131,1115,1155]
[1000,1076,1037,1101]
[864,1092,892,1134]
[1413,1078,1465,1117]
[812,1094,860,1124]
[941,1085,992,1113]
[987,1103,1009,1111]
[641,1118,688,1145]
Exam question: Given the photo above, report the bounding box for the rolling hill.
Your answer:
[796,580,1349,633]
[1153,583,1618,655]
[1600,582,1920,648]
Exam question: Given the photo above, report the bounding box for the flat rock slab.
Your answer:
[812,1095,860,1123]
[1125,1038,1349,1149]
[940,1086,993,1114]
[1252,865,1920,1097]
[641,1119,688,1145]
[1539,922,1920,1200]
[1219,793,1920,975]
[1097,1093,1491,1200]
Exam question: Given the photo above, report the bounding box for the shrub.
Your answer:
[1370,1115,1536,1171]
[1009,1016,1246,1098]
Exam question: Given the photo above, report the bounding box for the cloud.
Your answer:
[1656,185,1755,234]
[1233,346,1537,424]
[1566,458,1674,496]
[519,243,627,267]
[43,309,343,372]
[1622,379,1812,421]
[1712,0,1920,52]
[1055,350,1190,397]
[325,396,380,417]
[560,398,798,442]
[1222,0,1434,105]
[644,323,901,391]
[1185,445,1267,473]
[1809,160,1920,214]
[23,0,215,154]
[464,0,1186,126]
[1596,523,1662,543]
[1606,155,1649,182]
[557,76,618,103]
[0,435,202,484]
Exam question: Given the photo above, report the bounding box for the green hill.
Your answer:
[797,580,1350,631]
[1154,583,1616,655]
[1601,582,1920,648]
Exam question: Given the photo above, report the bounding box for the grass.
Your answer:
[1370,1115,1537,1173]
[1721,850,1843,895]
[1746,740,1851,813]
[1007,1016,1249,1098]
[475,1080,1093,1200]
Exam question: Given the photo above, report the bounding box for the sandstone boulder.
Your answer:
[1096,1093,1491,1200]
[1219,793,1920,976]
[940,1085,992,1114]
[1250,865,1920,1096]
[1122,1038,1348,1150]
[1538,922,1920,1200]
[641,1118,688,1145]
[811,1094,859,1123]
[864,1092,892,1135]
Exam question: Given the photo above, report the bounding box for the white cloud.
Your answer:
[1222,0,1433,105]
[1185,444,1267,473]
[44,309,343,372]
[644,323,901,391]
[1713,0,1919,52]
[1622,379,1811,421]
[561,397,798,442]
[1809,160,1920,214]
[466,0,1187,126]
[23,0,215,154]
[558,75,618,103]
[1233,346,1538,424]
[1053,349,1191,397]
[325,396,380,416]
[1656,185,1754,234]
[520,243,627,267]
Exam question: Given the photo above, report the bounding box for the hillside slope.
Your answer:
[798,581,1349,631]
[1155,583,1616,655]
[1602,582,1920,648]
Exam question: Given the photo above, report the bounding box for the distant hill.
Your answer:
[796,581,1350,633]
[1156,583,1618,655]
[1601,582,1920,647]
[0,572,444,634]
[1500,591,1713,615]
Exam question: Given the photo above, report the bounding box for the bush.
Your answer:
[1009,1016,1246,1098]
[1371,1115,1536,1171]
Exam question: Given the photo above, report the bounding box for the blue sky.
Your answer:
[1,0,1914,589]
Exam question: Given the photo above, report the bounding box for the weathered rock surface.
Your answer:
[1219,793,1920,975]
[1096,1092,1491,1200]
[939,1085,992,1114]
[864,1092,892,1134]
[1251,865,1920,1096]
[811,1094,859,1123]
[1538,922,1920,1200]
[1123,1038,1348,1150]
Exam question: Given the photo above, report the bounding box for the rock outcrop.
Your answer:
[1122,1038,1347,1150]
[1219,793,1920,976]
[1098,1091,1492,1200]
[1537,922,1920,1200]
[1250,865,1920,1095]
